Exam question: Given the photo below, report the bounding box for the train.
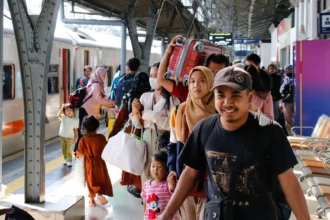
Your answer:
[2,16,162,158]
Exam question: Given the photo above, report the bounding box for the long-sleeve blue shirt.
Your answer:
[108,71,122,101]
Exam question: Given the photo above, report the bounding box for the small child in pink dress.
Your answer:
[141,151,177,220]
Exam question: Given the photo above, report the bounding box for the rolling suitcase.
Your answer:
[164,37,223,86]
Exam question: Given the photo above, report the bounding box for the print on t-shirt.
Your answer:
[206,150,257,196]
[147,193,161,219]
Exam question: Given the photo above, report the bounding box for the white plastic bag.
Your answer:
[102,126,146,175]
[74,156,85,188]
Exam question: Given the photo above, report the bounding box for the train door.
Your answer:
[84,50,89,66]
[62,49,71,103]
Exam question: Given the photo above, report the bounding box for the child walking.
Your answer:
[57,103,79,167]
[141,151,177,220]
[75,115,113,207]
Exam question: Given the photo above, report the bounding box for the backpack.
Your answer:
[201,112,291,220]
[115,73,135,106]
[69,82,97,108]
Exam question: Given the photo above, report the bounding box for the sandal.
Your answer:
[97,195,108,205]
[89,199,96,207]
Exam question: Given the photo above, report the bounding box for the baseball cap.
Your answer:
[284,64,293,71]
[211,66,252,91]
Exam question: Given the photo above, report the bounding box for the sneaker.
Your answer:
[63,161,67,166]
[67,162,72,167]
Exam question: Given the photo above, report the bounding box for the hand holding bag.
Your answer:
[101,119,147,175]
[151,92,170,152]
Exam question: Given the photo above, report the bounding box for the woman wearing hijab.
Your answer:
[130,62,181,186]
[170,66,216,220]
[244,65,274,119]
[108,72,151,195]
[74,67,115,151]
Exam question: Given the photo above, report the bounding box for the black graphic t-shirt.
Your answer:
[179,113,298,220]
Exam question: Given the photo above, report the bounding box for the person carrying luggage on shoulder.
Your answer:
[157,35,229,102]
[75,65,92,89]
[167,66,217,220]
[130,62,180,186]
[74,67,116,152]
[141,151,178,220]
[75,115,113,207]
[57,103,78,167]
[115,58,141,107]
[157,66,310,220]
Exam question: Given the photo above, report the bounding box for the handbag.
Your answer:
[154,123,170,151]
[74,156,85,189]
[151,92,170,151]
[101,119,147,175]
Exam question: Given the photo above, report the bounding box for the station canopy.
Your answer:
[64,0,293,40]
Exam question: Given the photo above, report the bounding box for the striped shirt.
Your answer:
[141,179,176,220]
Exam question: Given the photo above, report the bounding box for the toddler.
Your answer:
[57,103,78,167]
[75,115,113,207]
[141,151,177,220]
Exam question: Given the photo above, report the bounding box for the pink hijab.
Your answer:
[87,67,106,89]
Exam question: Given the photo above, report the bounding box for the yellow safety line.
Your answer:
[300,40,303,135]
[6,156,64,195]
[2,137,60,163]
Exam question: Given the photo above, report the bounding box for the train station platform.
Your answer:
[0,123,324,219]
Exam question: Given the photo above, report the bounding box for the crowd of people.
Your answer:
[58,35,307,220]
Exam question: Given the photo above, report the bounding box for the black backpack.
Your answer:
[69,82,97,108]
[201,112,291,220]
[115,73,135,106]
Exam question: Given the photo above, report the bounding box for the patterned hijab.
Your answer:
[87,67,106,89]
[176,66,216,143]
[120,72,151,112]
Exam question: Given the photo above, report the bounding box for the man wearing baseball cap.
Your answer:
[158,67,309,220]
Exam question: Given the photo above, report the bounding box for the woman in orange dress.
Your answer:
[76,115,113,207]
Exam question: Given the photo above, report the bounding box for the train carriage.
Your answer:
[2,17,161,157]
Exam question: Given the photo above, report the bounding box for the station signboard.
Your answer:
[233,38,260,44]
[318,12,330,34]
[208,33,233,46]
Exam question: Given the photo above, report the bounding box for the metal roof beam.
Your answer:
[71,0,123,18]
[248,0,256,37]
[174,6,187,30]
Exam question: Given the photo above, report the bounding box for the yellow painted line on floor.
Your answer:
[6,156,65,195]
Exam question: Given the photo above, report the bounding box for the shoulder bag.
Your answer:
[203,114,258,220]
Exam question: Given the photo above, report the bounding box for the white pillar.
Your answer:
[310,0,318,39]
[295,4,300,41]
[299,0,307,39]
[304,0,308,37]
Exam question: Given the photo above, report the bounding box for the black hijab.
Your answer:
[120,72,151,112]
[244,65,271,93]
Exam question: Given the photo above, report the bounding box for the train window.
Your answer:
[84,50,89,66]
[3,64,15,100]
[49,65,58,72]
[48,64,59,94]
